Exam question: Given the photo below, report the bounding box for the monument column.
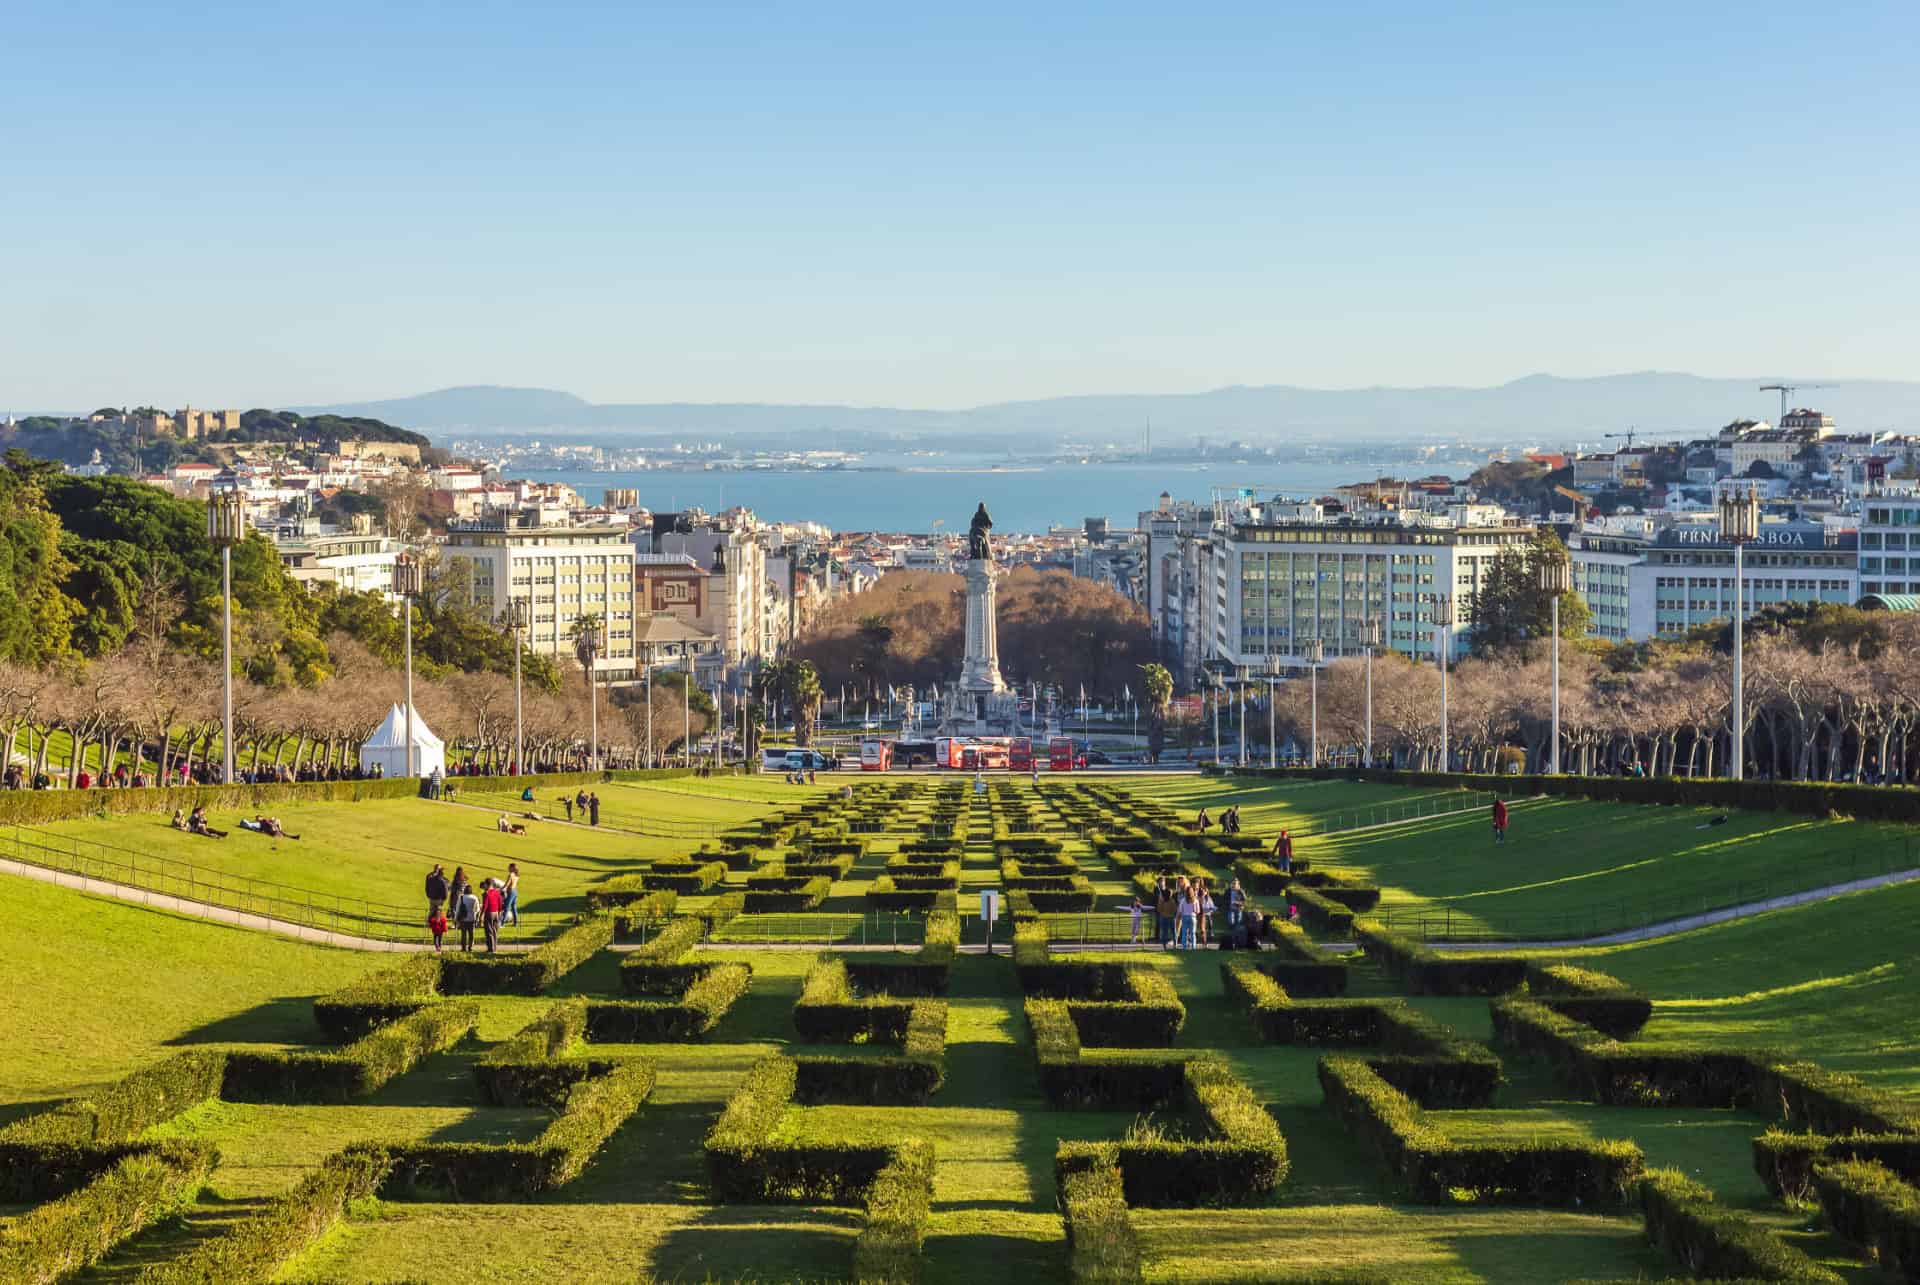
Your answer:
[956,501,1008,722]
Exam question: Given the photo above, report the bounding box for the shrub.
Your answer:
[641,860,726,893]
[475,1001,605,1106]
[744,876,833,912]
[0,1050,228,1147]
[584,873,655,910]
[868,879,959,912]
[780,853,858,880]
[1232,858,1293,895]
[1027,1000,1187,1110]
[587,964,753,1040]
[1811,1160,1920,1279]
[1318,1056,1642,1205]
[1288,887,1356,935]
[850,1140,936,1284]
[439,914,614,995]
[1062,970,1186,1048]
[1057,1154,1142,1284]
[610,890,678,941]
[311,954,442,1042]
[1639,1167,1840,1282]
[1354,921,1529,996]
[1753,1130,1920,1201]
[221,1002,478,1103]
[1524,962,1653,1039]
[0,1144,215,1284]
[370,1060,656,1201]
[135,1147,391,1284]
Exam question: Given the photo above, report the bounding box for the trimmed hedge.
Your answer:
[610,890,678,941]
[370,1060,657,1201]
[850,1141,937,1285]
[1057,1154,1142,1284]
[867,879,960,912]
[1062,970,1187,1048]
[1256,922,1350,996]
[312,954,442,1043]
[475,1001,604,1106]
[0,1144,216,1284]
[1524,962,1653,1039]
[1051,1059,1288,1207]
[1318,1056,1643,1205]
[0,1050,227,1148]
[641,860,727,893]
[134,1147,392,1284]
[1811,1159,1920,1279]
[588,964,753,1041]
[743,875,833,913]
[1753,1129,1920,1201]
[1354,920,1529,996]
[1232,858,1293,895]
[222,1001,478,1103]
[1221,962,1501,1107]
[1289,886,1356,935]
[1639,1167,1841,1283]
[438,913,614,995]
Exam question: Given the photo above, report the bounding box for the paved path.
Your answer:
[0,855,535,953]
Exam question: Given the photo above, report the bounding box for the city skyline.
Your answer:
[4,1,1916,410]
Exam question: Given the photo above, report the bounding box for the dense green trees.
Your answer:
[0,453,79,665]
[1466,534,1592,656]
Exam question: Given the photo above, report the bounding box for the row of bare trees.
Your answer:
[1253,613,1920,782]
[0,634,712,786]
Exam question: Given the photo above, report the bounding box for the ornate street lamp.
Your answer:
[205,491,245,783]
[574,618,607,770]
[392,553,424,778]
[1302,638,1325,767]
[497,597,527,774]
[1719,483,1761,780]
[1265,654,1283,768]
[1433,594,1454,772]
[1359,615,1381,768]
[1538,554,1572,775]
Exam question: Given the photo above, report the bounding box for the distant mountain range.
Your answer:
[299,373,1920,443]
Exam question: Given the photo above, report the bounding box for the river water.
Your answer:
[532,455,1444,533]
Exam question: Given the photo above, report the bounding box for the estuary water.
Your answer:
[532,454,1444,533]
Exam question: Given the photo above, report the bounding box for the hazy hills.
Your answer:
[303,373,1920,443]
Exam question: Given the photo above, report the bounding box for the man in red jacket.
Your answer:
[1492,797,1509,845]
[481,878,507,952]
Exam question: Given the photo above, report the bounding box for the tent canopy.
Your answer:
[359,703,446,778]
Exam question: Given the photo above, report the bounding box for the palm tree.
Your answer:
[1139,663,1173,764]
[570,613,605,767]
[767,658,826,748]
[854,615,894,699]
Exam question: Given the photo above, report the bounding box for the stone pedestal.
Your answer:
[957,556,1008,722]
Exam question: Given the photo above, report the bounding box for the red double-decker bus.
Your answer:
[1009,737,1033,771]
[860,740,893,771]
[1048,737,1077,771]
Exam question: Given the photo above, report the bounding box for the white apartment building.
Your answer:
[1205,513,1539,674]
[1631,522,1857,639]
[443,516,638,684]
[277,529,404,596]
[1858,492,1920,598]
[1569,525,1651,643]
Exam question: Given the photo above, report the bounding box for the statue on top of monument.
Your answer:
[967,502,994,562]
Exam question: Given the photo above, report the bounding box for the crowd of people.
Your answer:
[425,861,521,952]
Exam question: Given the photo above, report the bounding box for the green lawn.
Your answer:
[0,876,382,1114]
[9,775,1918,1281]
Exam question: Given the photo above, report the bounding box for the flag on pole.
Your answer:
[1124,683,1132,703]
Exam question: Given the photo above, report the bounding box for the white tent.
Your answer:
[359,702,446,779]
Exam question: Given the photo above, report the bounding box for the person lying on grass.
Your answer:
[186,806,226,839]
[497,814,528,836]
[238,815,300,840]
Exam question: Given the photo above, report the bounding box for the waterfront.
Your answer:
[533,455,1452,532]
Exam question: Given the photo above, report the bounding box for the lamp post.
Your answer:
[573,620,606,771]
[1265,654,1282,768]
[644,658,655,769]
[682,656,692,767]
[1719,483,1761,781]
[392,553,424,778]
[1360,616,1381,768]
[1303,639,1325,766]
[1539,555,1572,775]
[1433,594,1454,772]
[205,491,244,783]
[1235,671,1247,767]
[498,598,527,775]
[1211,670,1223,765]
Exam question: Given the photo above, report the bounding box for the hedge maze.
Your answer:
[9,773,1920,1282]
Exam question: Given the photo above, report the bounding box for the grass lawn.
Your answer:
[10,776,1918,1281]
[22,792,796,932]
[0,876,383,1115]
[1298,795,1916,937]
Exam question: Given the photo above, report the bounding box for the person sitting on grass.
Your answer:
[170,808,189,832]
[258,815,298,839]
[497,813,527,836]
[520,785,535,803]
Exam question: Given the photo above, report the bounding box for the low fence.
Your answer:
[1289,789,1497,838]
[0,824,568,945]
[707,910,933,947]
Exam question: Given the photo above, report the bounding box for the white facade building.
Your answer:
[443,516,639,683]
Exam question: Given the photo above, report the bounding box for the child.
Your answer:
[428,907,449,952]
[1127,896,1145,944]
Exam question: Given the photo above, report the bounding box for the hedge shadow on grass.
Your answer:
[648,1201,862,1285]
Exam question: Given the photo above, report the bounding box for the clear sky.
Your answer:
[3,1,1915,411]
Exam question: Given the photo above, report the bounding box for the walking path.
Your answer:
[0,855,532,953]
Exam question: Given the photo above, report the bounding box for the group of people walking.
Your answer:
[1193,805,1245,834]
[425,861,521,952]
[1133,873,1238,949]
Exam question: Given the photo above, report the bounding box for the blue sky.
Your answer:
[3,1,1915,411]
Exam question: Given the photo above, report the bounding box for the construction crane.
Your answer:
[1760,383,1834,422]
[1605,428,1642,449]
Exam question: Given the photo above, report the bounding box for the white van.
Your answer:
[783,749,830,771]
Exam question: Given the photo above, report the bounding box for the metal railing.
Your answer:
[708,910,933,946]
[1295,790,1498,838]
[1375,836,1919,943]
[1,824,566,945]
[451,791,732,838]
